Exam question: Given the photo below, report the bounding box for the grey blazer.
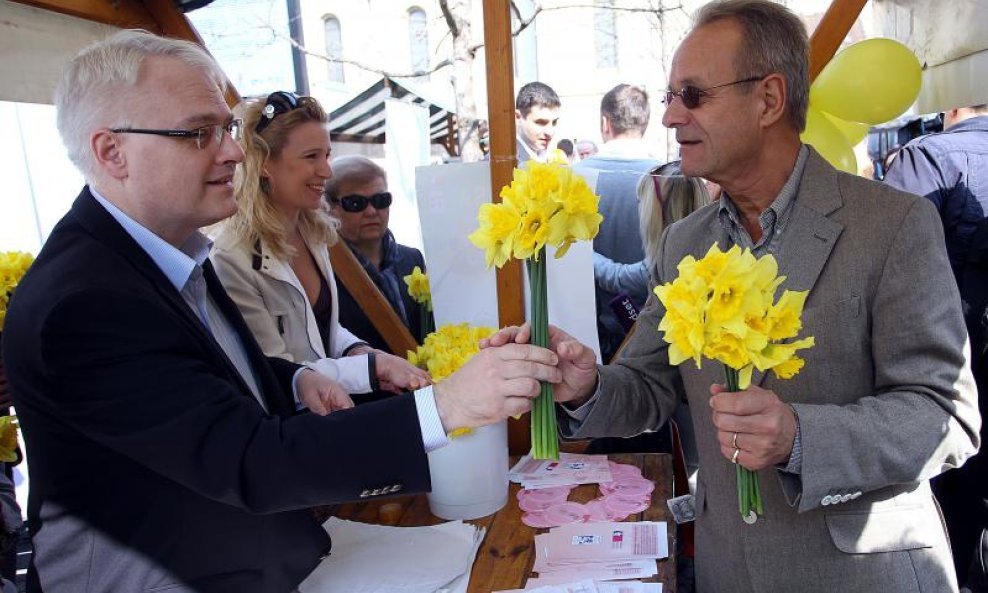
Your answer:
[567,149,981,592]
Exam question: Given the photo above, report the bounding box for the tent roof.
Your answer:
[327,77,455,146]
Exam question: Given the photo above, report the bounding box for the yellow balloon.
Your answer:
[801,107,857,174]
[822,111,870,146]
[811,38,922,125]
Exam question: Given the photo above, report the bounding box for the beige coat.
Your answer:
[210,226,372,394]
[568,149,981,592]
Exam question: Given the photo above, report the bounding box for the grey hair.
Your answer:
[323,155,388,202]
[636,162,709,267]
[54,29,227,180]
[695,0,809,132]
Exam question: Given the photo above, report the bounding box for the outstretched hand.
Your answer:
[374,350,432,392]
[433,342,561,432]
[482,323,598,406]
[297,369,354,416]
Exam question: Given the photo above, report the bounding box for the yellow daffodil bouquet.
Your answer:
[654,244,814,522]
[1,251,35,332]
[403,266,435,341]
[468,161,602,459]
[408,323,497,437]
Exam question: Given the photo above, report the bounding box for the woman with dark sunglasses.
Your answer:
[324,156,435,357]
[210,92,430,409]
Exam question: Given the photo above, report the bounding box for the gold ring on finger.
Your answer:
[732,432,739,448]
[731,447,741,464]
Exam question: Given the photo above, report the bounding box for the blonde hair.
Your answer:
[225,95,338,260]
[636,162,710,266]
[54,29,227,181]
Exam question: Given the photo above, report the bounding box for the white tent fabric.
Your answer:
[0,1,116,105]
[384,99,430,253]
[327,77,456,146]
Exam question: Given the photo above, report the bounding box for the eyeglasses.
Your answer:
[255,91,311,134]
[336,192,393,213]
[110,119,243,150]
[662,76,767,110]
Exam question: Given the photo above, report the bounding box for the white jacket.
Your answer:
[210,225,373,394]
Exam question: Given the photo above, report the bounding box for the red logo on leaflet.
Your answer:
[611,530,624,549]
[545,462,559,472]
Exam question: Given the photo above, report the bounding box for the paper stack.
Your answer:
[509,453,613,489]
[525,521,667,587]
[299,517,484,593]
[495,578,662,592]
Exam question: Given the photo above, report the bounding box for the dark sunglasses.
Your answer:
[336,192,393,213]
[662,75,766,110]
[255,91,309,134]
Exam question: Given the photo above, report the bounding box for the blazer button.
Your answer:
[851,491,862,499]
[360,489,370,498]
[390,484,402,493]
[840,494,852,503]
[821,495,832,506]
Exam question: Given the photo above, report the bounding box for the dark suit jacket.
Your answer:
[335,232,431,353]
[2,188,431,593]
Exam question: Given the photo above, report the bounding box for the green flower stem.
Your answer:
[725,365,761,521]
[528,252,559,460]
[419,303,434,345]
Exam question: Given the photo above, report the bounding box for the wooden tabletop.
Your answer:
[331,452,677,592]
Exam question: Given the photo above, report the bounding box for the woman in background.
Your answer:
[593,161,710,300]
[588,161,708,484]
[211,92,428,408]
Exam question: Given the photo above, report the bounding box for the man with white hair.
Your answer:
[1,30,559,592]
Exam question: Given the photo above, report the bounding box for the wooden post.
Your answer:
[482,0,529,455]
[808,0,868,83]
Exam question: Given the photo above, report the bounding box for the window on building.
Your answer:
[594,0,618,69]
[323,15,344,84]
[408,7,429,76]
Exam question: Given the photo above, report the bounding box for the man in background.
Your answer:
[885,104,988,592]
[515,82,561,163]
[574,83,659,361]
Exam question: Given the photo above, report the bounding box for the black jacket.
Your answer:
[3,188,430,593]
[336,230,433,353]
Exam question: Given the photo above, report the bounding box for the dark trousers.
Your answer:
[934,451,988,592]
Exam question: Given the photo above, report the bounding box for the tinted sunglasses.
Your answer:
[255,91,311,134]
[337,192,393,213]
[662,76,766,110]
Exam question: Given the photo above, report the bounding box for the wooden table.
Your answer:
[331,452,677,592]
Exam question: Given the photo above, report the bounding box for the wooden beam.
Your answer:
[328,242,419,357]
[10,0,159,30]
[483,0,529,456]
[808,0,868,82]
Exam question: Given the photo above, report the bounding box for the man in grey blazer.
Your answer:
[490,1,980,591]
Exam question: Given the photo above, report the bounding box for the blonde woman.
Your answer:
[211,92,429,406]
[592,161,710,299]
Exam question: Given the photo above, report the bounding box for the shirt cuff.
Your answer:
[291,367,310,411]
[780,405,803,474]
[560,371,602,422]
[414,385,449,453]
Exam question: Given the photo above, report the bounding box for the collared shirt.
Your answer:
[717,145,809,256]
[91,187,266,412]
[592,137,657,161]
